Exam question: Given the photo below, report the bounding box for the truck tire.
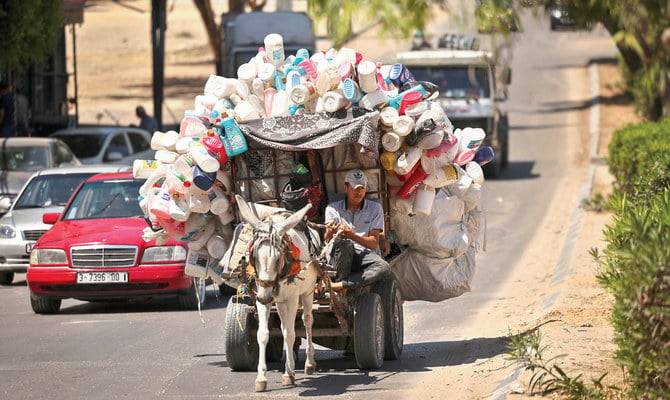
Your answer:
[0,272,14,285]
[372,279,404,360]
[353,292,385,369]
[224,295,259,371]
[30,292,61,314]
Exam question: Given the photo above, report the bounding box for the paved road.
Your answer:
[0,8,618,400]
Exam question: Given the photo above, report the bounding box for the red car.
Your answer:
[27,172,201,314]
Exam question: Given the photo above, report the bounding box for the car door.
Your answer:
[104,132,131,163]
[127,130,154,162]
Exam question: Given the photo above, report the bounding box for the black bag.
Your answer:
[280,178,310,211]
[327,237,356,282]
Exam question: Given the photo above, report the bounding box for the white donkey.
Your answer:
[235,195,320,392]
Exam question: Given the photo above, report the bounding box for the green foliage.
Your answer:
[308,0,437,48]
[0,0,64,71]
[506,329,618,398]
[597,119,670,397]
[596,189,670,399]
[606,118,670,203]
[581,193,609,212]
[529,0,670,120]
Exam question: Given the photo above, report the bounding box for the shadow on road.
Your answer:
[493,160,539,180]
[199,335,511,397]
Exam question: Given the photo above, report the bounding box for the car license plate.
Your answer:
[76,271,128,284]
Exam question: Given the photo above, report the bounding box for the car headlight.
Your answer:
[0,224,16,239]
[30,248,68,265]
[142,245,187,262]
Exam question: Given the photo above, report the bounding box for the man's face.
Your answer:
[345,183,367,203]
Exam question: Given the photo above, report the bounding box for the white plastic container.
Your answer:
[315,66,341,96]
[264,33,285,67]
[257,62,277,83]
[188,143,220,173]
[380,106,399,127]
[381,132,402,152]
[289,83,317,105]
[357,61,378,93]
[209,185,230,215]
[237,62,258,82]
[206,234,228,259]
[133,159,161,179]
[393,115,415,137]
[155,149,178,164]
[465,161,485,184]
[358,89,388,111]
[169,194,191,222]
[187,187,211,214]
[394,146,422,176]
[459,127,486,151]
[322,90,349,112]
[413,184,436,215]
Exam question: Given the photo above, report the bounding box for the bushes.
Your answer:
[598,118,670,398]
[607,119,670,204]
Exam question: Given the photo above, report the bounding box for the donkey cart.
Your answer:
[222,256,404,371]
[216,112,406,373]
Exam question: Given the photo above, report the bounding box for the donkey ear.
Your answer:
[235,195,265,230]
[276,203,312,237]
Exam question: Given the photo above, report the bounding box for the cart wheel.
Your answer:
[353,292,385,369]
[224,295,258,371]
[373,279,404,360]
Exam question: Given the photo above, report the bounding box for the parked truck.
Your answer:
[396,34,511,177]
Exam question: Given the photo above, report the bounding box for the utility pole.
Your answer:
[151,0,166,130]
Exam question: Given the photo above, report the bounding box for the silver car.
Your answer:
[0,137,82,215]
[0,165,131,285]
[50,126,155,165]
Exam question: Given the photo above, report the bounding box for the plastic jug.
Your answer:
[357,61,378,93]
[218,117,248,157]
[413,184,436,215]
[264,33,285,67]
[188,142,220,173]
[396,165,428,199]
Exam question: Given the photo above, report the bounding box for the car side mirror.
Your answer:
[43,212,61,224]
[0,197,12,213]
[105,152,124,162]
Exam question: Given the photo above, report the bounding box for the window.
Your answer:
[129,132,150,153]
[105,133,130,160]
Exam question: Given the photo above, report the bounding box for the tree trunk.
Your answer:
[192,0,221,70]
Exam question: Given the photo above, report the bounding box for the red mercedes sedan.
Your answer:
[27,172,200,314]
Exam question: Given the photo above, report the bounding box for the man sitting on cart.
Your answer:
[324,169,391,291]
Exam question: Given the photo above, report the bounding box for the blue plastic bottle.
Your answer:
[218,117,248,157]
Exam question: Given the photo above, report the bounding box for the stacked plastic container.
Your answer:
[136,33,495,280]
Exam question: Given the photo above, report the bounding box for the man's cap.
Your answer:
[345,169,368,189]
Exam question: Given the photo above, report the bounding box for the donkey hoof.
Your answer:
[305,365,315,375]
[282,375,295,386]
[255,380,267,392]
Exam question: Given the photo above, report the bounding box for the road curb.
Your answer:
[488,61,603,400]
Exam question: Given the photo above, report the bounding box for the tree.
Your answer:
[0,0,63,72]
[531,0,670,121]
[191,0,439,73]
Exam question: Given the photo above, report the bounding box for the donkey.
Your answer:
[235,195,321,392]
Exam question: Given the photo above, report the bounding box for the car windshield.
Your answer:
[409,66,490,99]
[0,146,49,171]
[62,178,144,220]
[13,173,99,209]
[53,133,106,158]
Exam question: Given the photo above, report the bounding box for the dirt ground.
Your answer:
[70,1,642,398]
